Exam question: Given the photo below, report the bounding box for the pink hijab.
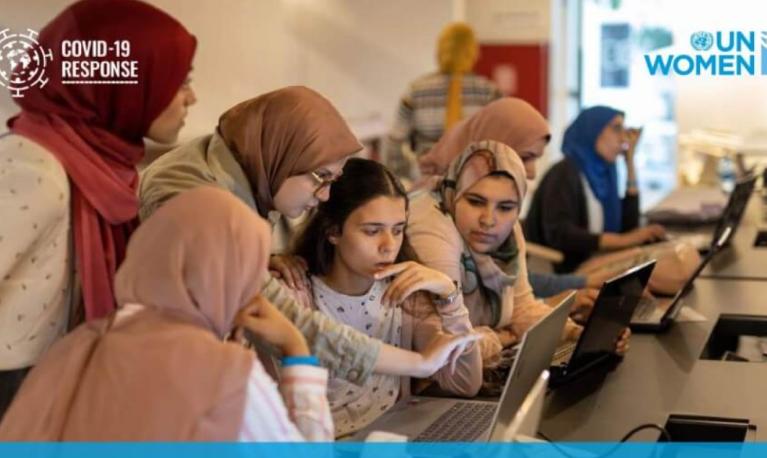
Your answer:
[419,97,550,176]
[218,86,363,216]
[0,187,271,440]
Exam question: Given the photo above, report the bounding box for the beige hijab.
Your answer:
[0,187,272,441]
[218,86,363,216]
[419,97,550,176]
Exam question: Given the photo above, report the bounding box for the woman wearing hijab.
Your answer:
[524,106,666,273]
[407,140,629,365]
[139,86,474,389]
[383,22,502,183]
[0,0,196,420]
[0,187,335,441]
[417,98,614,306]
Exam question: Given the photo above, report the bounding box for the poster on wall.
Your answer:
[601,23,631,87]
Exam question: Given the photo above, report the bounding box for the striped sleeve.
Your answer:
[239,362,333,441]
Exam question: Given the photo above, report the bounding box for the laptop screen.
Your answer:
[569,261,655,369]
[488,295,572,441]
[709,175,756,248]
[662,225,733,321]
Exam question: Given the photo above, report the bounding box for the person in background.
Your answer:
[0,187,332,441]
[383,22,502,184]
[139,87,472,391]
[0,0,196,421]
[524,106,666,273]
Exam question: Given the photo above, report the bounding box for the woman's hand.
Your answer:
[494,328,518,348]
[374,261,457,308]
[624,224,667,247]
[414,332,481,377]
[565,324,583,342]
[236,296,309,357]
[570,288,599,322]
[615,327,631,356]
[622,127,643,165]
[269,254,309,290]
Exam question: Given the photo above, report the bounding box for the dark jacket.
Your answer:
[524,157,639,273]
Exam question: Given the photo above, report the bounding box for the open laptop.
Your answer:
[631,226,733,333]
[496,370,550,442]
[666,175,756,252]
[351,293,574,442]
[548,261,655,388]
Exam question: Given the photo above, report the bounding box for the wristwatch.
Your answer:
[432,281,460,306]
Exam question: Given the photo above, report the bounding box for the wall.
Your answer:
[0,0,453,143]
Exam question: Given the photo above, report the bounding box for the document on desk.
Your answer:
[676,306,707,323]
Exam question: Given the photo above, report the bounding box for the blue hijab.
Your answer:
[562,106,624,232]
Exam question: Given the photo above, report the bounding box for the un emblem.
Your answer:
[690,31,714,51]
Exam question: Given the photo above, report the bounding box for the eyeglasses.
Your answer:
[309,170,339,196]
[609,123,626,135]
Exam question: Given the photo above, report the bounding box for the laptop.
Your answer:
[351,293,574,442]
[631,226,733,333]
[497,370,550,442]
[667,175,756,252]
[548,261,655,388]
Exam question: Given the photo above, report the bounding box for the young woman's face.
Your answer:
[329,195,407,278]
[517,137,548,180]
[146,76,197,144]
[273,157,347,218]
[453,175,520,253]
[595,114,627,163]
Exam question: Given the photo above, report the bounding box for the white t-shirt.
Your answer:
[580,173,604,234]
[311,276,402,437]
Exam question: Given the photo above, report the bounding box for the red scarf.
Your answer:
[8,0,196,320]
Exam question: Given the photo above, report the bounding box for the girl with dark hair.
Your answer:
[287,158,481,438]
[140,87,472,391]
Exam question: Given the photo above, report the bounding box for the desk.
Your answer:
[540,278,767,440]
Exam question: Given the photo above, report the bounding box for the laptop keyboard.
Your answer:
[551,342,576,366]
[633,296,657,319]
[413,402,496,442]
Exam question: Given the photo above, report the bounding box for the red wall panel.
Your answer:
[475,44,549,116]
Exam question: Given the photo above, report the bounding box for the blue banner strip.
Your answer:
[0,442,766,458]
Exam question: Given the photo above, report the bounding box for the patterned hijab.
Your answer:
[438,140,527,321]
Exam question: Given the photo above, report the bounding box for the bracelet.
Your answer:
[626,179,639,189]
[432,281,460,306]
[281,355,320,367]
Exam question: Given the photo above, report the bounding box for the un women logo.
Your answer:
[690,31,714,51]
